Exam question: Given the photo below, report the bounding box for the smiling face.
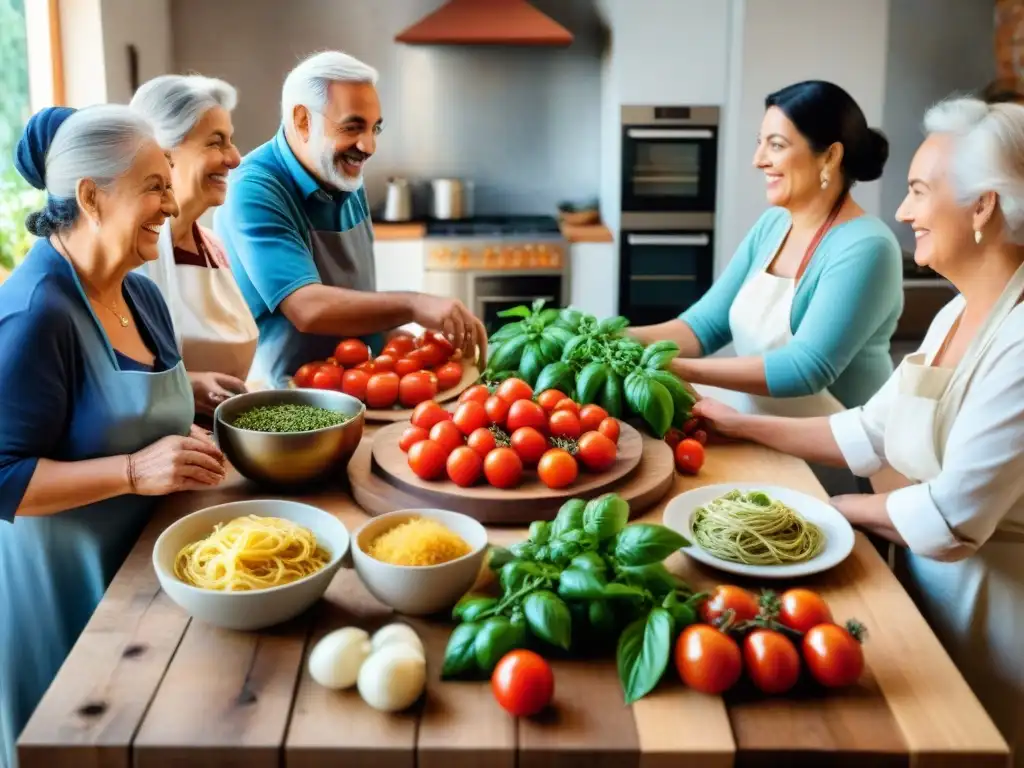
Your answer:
[169,105,241,212]
[753,106,839,209]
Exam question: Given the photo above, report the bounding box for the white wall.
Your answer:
[101,0,172,105]
[59,0,107,107]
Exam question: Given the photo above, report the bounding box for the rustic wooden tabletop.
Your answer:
[17,431,1010,768]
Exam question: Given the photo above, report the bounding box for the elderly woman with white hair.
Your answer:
[694,97,1024,761]
[0,105,226,768]
[130,74,258,414]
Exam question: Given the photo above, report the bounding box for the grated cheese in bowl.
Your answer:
[365,517,472,567]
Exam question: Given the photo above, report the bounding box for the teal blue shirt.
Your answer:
[681,207,904,408]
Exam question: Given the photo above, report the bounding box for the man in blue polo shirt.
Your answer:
[215,50,486,388]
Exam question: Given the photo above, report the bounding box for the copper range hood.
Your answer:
[395,0,574,47]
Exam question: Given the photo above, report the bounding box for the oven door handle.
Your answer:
[627,128,714,140]
[626,234,710,247]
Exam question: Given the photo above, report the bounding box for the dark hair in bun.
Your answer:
[765,80,889,188]
[25,198,78,238]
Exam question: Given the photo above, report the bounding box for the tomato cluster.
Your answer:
[400,377,622,490]
[665,418,707,475]
[292,332,465,409]
[676,585,866,696]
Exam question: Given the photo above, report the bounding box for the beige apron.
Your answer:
[147,223,258,381]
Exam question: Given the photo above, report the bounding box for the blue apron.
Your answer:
[0,243,194,768]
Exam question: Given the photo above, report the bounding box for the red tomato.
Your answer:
[576,431,617,472]
[311,365,343,390]
[399,425,429,453]
[384,334,416,357]
[598,418,620,445]
[334,339,370,366]
[675,625,742,695]
[467,427,497,458]
[483,447,523,489]
[491,649,554,717]
[453,401,489,436]
[802,624,865,688]
[578,404,608,433]
[700,585,760,626]
[408,439,447,480]
[325,357,340,367]
[548,410,582,440]
[485,395,511,427]
[425,330,455,357]
[681,418,700,435]
[293,362,321,388]
[552,398,579,416]
[446,445,483,487]
[373,354,396,372]
[510,427,548,465]
[417,342,447,368]
[399,371,438,408]
[435,361,464,391]
[506,400,547,433]
[411,400,450,431]
[341,369,370,400]
[536,389,566,412]
[693,429,708,445]
[429,419,465,456]
[459,384,491,406]
[777,589,834,635]
[537,448,578,489]
[674,438,705,475]
[496,378,534,404]
[664,428,685,451]
[353,361,376,374]
[743,629,801,695]
[395,357,423,378]
[365,372,400,408]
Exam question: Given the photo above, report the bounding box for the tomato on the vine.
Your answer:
[510,427,548,465]
[485,395,510,427]
[743,629,801,695]
[700,585,759,626]
[537,389,566,412]
[398,371,437,408]
[446,445,483,487]
[459,384,491,406]
[399,425,429,453]
[467,427,497,457]
[484,447,523,489]
[496,378,534,404]
[777,589,833,634]
[537,448,578,489]
[407,439,447,480]
[435,361,464,390]
[579,404,608,433]
[311,365,343,391]
[598,417,620,444]
[675,624,742,695]
[453,400,489,436]
[341,369,370,400]
[548,409,582,440]
[411,400,450,431]
[491,649,554,717]
[802,624,865,688]
[674,438,705,474]
[429,420,465,456]
[576,431,617,472]
[506,400,547,433]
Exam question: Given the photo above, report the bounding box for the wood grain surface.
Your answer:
[17,428,1011,768]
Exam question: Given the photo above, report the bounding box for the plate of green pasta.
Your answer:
[663,483,855,579]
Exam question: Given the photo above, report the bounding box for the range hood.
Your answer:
[395,0,574,47]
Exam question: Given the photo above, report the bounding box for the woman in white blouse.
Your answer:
[695,96,1024,761]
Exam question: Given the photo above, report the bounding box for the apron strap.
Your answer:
[192,222,215,269]
[795,193,847,283]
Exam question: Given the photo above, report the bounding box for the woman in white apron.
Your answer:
[694,97,1024,764]
[131,75,259,417]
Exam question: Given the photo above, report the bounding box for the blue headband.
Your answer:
[14,106,77,191]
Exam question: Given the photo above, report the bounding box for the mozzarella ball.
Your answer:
[307,627,371,690]
[357,644,427,712]
[371,623,425,661]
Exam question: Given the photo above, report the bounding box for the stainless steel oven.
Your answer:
[618,230,714,326]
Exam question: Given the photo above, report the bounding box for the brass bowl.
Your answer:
[213,388,365,488]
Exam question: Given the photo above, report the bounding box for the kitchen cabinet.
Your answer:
[570,242,617,319]
[372,240,425,294]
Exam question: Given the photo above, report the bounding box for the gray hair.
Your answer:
[280,50,378,124]
[924,97,1024,244]
[130,74,238,149]
[27,104,155,237]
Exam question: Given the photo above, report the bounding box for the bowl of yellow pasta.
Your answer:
[153,498,350,630]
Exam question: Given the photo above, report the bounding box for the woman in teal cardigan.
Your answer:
[632,81,904,420]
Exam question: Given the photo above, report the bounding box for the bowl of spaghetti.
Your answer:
[153,498,350,630]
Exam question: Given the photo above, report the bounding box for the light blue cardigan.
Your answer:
[681,207,904,408]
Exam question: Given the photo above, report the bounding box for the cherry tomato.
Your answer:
[552,398,579,416]
[491,649,554,717]
[510,427,548,465]
[664,428,685,451]
[398,371,438,408]
[537,448,578,489]
[485,395,511,427]
[384,334,416,357]
[777,589,833,635]
[578,404,609,433]
[548,410,582,440]
[467,427,497,458]
[537,389,566,412]
[802,624,865,688]
[484,447,523,489]
[743,629,801,695]
[700,585,760,626]
[411,400,450,431]
[446,445,483,487]
[496,378,534,404]
[293,362,321,388]
[506,400,547,433]
[675,624,742,695]
[311,365,343,390]
[459,384,491,406]
[341,369,370,400]
[598,417,620,445]
[681,418,700,435]
[576,431,617,472]
[435,361,464,390]
[417,342,447,368]
[373,354,396,372]
[365,371,400,408]
[334,338,370,366]
[429,419,465,456]
[453,400,489,436]
[674,438,705,475]
[399,425,429,453]
[408,439,447,480]
[395,357,423,377]
[693,429,708,445]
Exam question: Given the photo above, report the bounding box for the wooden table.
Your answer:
[17,431,1010,768]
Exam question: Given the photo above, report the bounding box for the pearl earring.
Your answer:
[975,230,982,245]
[820,172,829,190]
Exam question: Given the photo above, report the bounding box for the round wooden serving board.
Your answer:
[348,420,676,524]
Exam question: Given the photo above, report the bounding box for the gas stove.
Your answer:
[426,215,562,238]
[424,215,567,271]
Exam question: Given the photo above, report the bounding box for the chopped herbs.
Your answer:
[231,404,349,433]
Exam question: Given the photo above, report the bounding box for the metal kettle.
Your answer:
[381,177,413,222]
[430,178,474,220]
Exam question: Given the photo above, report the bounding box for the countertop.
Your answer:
[373,221,614,244]
[18,430,1008,768]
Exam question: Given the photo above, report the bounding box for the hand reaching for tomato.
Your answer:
[408,295,488,370]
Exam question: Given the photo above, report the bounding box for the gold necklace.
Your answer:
[55,235,131,327]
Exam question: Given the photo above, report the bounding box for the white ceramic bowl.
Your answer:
[350,509,489,616]
[153,499,350,631]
